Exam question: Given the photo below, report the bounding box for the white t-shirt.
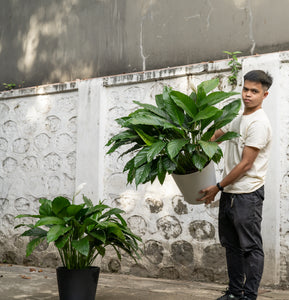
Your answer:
[222,109,272,193]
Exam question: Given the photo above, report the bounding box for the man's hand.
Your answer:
[198,185,219,205]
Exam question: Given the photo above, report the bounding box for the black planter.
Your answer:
[56,266,100,300]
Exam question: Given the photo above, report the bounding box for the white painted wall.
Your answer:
[1,52,289,284]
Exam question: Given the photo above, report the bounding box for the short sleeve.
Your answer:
[245,121,271,149]
[221,122,230,134]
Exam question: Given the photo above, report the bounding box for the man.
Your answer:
[199,70,273,300]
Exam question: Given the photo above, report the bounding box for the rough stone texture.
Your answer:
[0,89,77,265]
[108,258,121,273]
[189,220,215,241]
[144,240,164,265]
[171,240,194,266]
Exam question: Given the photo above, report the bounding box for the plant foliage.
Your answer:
[106,78,241,187]
[15,196,142,269]
[223,50,242,86]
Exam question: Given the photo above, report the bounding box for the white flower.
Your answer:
[74,183,87,197]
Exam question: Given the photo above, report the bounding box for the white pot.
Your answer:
[172,161,216,205]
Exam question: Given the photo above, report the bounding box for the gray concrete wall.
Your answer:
[1,0,289,90]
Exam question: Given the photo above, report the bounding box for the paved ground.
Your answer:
[1,264,289,300]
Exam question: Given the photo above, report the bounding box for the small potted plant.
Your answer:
[15,185,142,300]
[106,78,241,204]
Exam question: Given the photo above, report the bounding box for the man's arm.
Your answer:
[198,145,260,205]
[211,129,225,142]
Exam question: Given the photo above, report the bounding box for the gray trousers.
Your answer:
[219,186,264,300]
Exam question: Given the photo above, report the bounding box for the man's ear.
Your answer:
[263,90,269,99]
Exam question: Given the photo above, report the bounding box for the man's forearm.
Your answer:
[219,160,252,189]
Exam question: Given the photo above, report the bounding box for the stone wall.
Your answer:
[1,52,289,285]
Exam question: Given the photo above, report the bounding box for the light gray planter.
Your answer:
[172,161,216,205]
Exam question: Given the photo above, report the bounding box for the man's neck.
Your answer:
[243,107,262,115]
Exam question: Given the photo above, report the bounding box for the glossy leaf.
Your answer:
[167,139,189,160]
[147,141,166,162]
[215,131,240,143]
[135,128,156,146]
[52,197,70,216]
[198,78,219,94]
[35,216,65,227]
[198,140,219,159]
[133,101,168,119]
[47,225,72,243]
[26,237,45,257]
[201,91,239,107]
[194,106,221,122]
[170,91,197,118]
[192,152,208,170]
[72,238,90,256]
[134,147,149,167]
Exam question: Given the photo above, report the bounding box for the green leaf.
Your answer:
[66,204,85,217]
[133,101,168,119]
[123,157,135,172]
[55,234,70,249]
[147,141,166,162]
[52,197,70,216]
[162,87,184,126]
[21,227,47,237]
[215,131,240,143]
[162,157,177,172]
[155,94,165,109]
[198,140,219,159]
[47,225,72,243]
[192,152,209,170]
[129,112,167,126]
[198,78,219,94]
[194,106,221,122]
[83,195,93,208]
[201,91,239,107]
[135,163,151,186]
[15,214,41,219]
[26,237,45,257]
[119,144,142,158]
[167,139,189,160]
[201,128,215,141]
[163,123,186,137]
[35,216,65,227]
[135,128,156,146]
[72,237,90,256]
[39,198,52,216]
[106,130,138,147]
[100,208,125,220]
[89,231,106,243]
[170,91,197,118]
[197,85,206,103]
[107,223,125,240]
[214,99,241,129]
[157,157,166,184]
[212,147,223,164]
[134,147,149,167]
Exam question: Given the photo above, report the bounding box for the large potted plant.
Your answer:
[106,78,241,204]
[15,186,142,300]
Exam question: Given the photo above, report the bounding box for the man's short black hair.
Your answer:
[244,70,273,90]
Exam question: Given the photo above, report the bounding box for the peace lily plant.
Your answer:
[15,184,142,270]
[106,78,241,187]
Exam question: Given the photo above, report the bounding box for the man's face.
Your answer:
[242,80,268,114]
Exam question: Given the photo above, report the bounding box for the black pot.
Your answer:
[56,266,100,300]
